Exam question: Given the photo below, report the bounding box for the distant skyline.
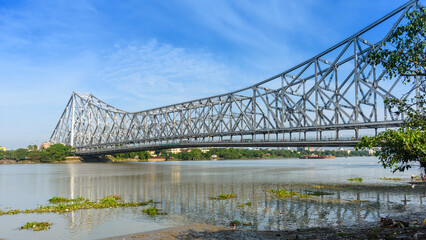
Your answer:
[0,0,423,149]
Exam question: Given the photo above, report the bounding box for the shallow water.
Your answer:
[0,157,424,239]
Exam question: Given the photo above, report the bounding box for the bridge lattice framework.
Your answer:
[50,0,425,156]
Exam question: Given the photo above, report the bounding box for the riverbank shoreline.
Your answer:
[105,214,426,240]
[1,155,374,164]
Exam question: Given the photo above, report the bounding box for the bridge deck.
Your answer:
[76,140,359,156]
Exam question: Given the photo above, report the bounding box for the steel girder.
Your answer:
[50,0,425,154]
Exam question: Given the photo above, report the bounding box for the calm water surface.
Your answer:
[0,157,424,239]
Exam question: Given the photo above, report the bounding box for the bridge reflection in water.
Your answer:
[55,162,425,233]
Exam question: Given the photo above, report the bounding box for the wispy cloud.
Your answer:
[98,40,234,111]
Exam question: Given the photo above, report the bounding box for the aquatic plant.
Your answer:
[266,189,336,199]
[265,189,292,198]
[48,196,86,204]
[20,222,52,231]
[142,206,166,216]
[379,177,402,181]
[306,191,334,196]
[312,185,325,189]
[210,193,237,200]
[265,189,312,198]
[0,196,152,216]
[350,200,369,203]
[237,201,252,208]
[229,220,241,228]
[347,177,363,182]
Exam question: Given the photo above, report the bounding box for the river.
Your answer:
[0,157,424,239]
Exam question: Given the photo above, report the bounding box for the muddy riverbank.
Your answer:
[106,213,426,240]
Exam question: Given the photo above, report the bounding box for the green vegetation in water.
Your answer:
[306,191,334,196]
[210,193,237,200]
[266,189,336,199]
[0,196,152,216]
[347,177,363,182]
[237,201,252,208]
[350,200,369,203]
[312,185,325,189]
[20,222,52,231]
[48,196,86,204]
[379,177,402,181]
[142,206,167,217]
[229,220,241,228]
[265,189,311,198]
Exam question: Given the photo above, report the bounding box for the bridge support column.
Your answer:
[336,130,339,141]
[355,128,359,140]
[375,128,378,136]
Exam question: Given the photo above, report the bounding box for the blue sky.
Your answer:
[0,0,421,149]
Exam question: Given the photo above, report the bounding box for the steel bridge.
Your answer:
[51,1,424,156]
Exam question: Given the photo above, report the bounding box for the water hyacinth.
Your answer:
[0,196,153,216]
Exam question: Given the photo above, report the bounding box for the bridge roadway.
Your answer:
[76,139,360,156]
[75,120,401,156]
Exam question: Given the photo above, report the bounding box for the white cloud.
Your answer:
[98,40,235,111]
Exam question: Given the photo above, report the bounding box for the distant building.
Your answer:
[167,148,182,154]
[148,151,157,157]
[40,142,51,149]
[200,148,210,153]
[297,147,315,152]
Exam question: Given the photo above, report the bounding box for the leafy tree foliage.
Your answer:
[27,145,38,151]
[2,144,74,162]
[357,8,426,174]
[368,8,425,80]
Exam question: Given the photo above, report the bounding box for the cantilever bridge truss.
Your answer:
[51,1,425,156]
